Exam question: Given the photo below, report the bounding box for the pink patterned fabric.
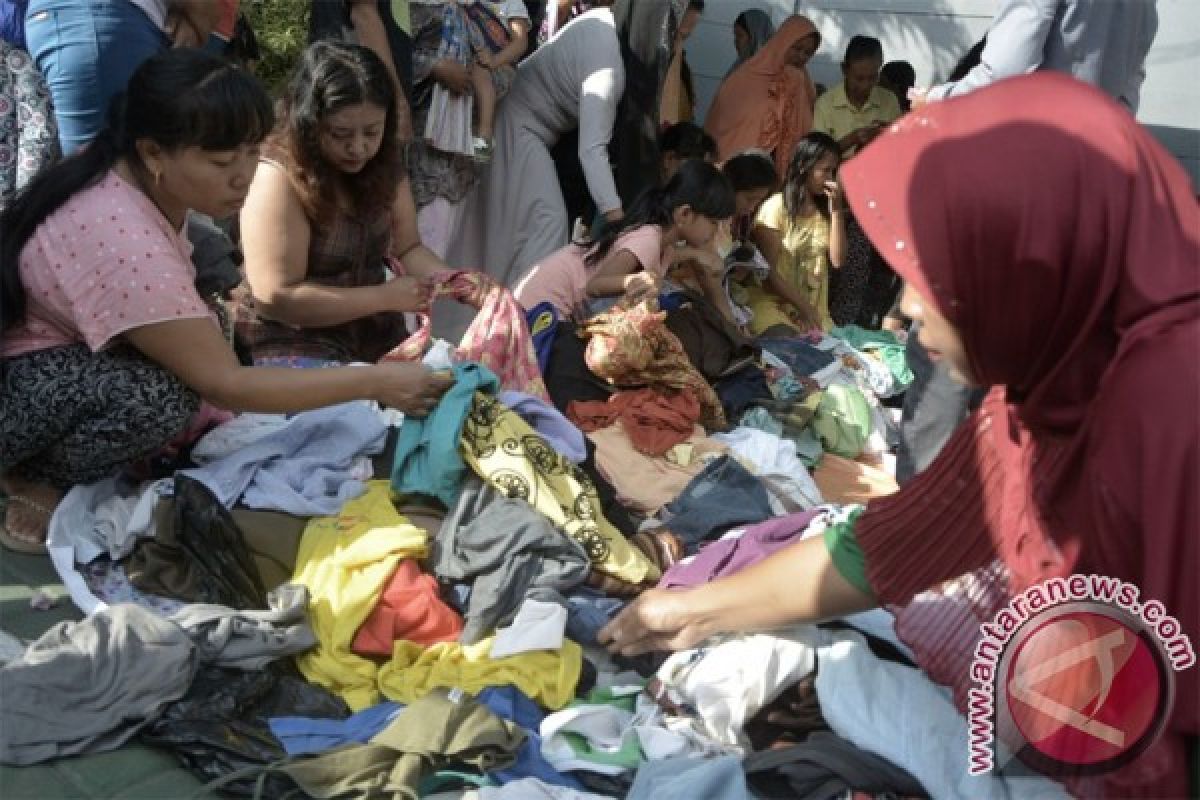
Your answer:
[383,267,550,402]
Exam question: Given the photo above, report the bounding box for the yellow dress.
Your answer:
[745,193,833,333]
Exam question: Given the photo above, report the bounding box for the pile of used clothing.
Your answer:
[2,293,1070,799]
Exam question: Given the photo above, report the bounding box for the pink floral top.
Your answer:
[3,169,212,358]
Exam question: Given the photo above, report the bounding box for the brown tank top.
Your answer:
[233,157,407,363]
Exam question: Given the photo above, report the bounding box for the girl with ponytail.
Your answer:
[0,49,451,554]
[514,158,735,321]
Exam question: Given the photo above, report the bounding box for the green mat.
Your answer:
[0,550,216,800]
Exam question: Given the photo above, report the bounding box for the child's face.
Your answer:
[805,153,839,199]
[843,57,882,105]
[676,207,725,248]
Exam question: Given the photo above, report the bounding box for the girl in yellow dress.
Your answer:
[746,132,847,334]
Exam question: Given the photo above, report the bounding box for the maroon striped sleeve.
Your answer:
[858,409,1005,605]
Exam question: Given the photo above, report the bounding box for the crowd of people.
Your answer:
[0,0,1196,798]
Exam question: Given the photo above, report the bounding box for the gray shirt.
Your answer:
[929,0,1158,111]
[506,8,625,213]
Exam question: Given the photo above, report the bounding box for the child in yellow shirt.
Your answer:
[745,132,847,333]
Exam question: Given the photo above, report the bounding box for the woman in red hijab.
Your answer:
[602,73,1199,795]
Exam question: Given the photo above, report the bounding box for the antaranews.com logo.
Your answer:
[967,575,1195,777]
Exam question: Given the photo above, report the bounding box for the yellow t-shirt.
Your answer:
[812,82,902,157]
[745,192,833,334]
[292,481,582,711]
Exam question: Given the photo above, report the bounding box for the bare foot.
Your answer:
[0,475,63,551]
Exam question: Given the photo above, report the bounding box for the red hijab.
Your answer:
[843,73,1199,790]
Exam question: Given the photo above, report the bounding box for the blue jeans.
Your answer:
[660,455,775,550]
[24,0,167,154]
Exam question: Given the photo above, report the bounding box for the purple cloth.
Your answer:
[658,510,822,589]
[499,389,587,463]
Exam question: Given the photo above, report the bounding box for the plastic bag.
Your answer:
[126,475,268,609]
[142,664,349,796]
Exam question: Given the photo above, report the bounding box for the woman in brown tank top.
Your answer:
[236,40,453,366]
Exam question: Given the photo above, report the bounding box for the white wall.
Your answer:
[687,0,1200,186]
[1137,0,1200,187]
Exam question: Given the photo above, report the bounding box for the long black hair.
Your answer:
[584,159,735,267]
[782,132,840,218]
[0,49,273,335]
[275,41,401,224]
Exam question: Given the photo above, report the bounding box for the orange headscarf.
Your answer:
[704,15,819,179]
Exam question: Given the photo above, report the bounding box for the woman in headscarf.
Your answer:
[727,9,774,77]
[602,73,1199,796]
[704,15,820,179]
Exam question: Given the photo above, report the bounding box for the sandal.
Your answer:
[0,495,53,555]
